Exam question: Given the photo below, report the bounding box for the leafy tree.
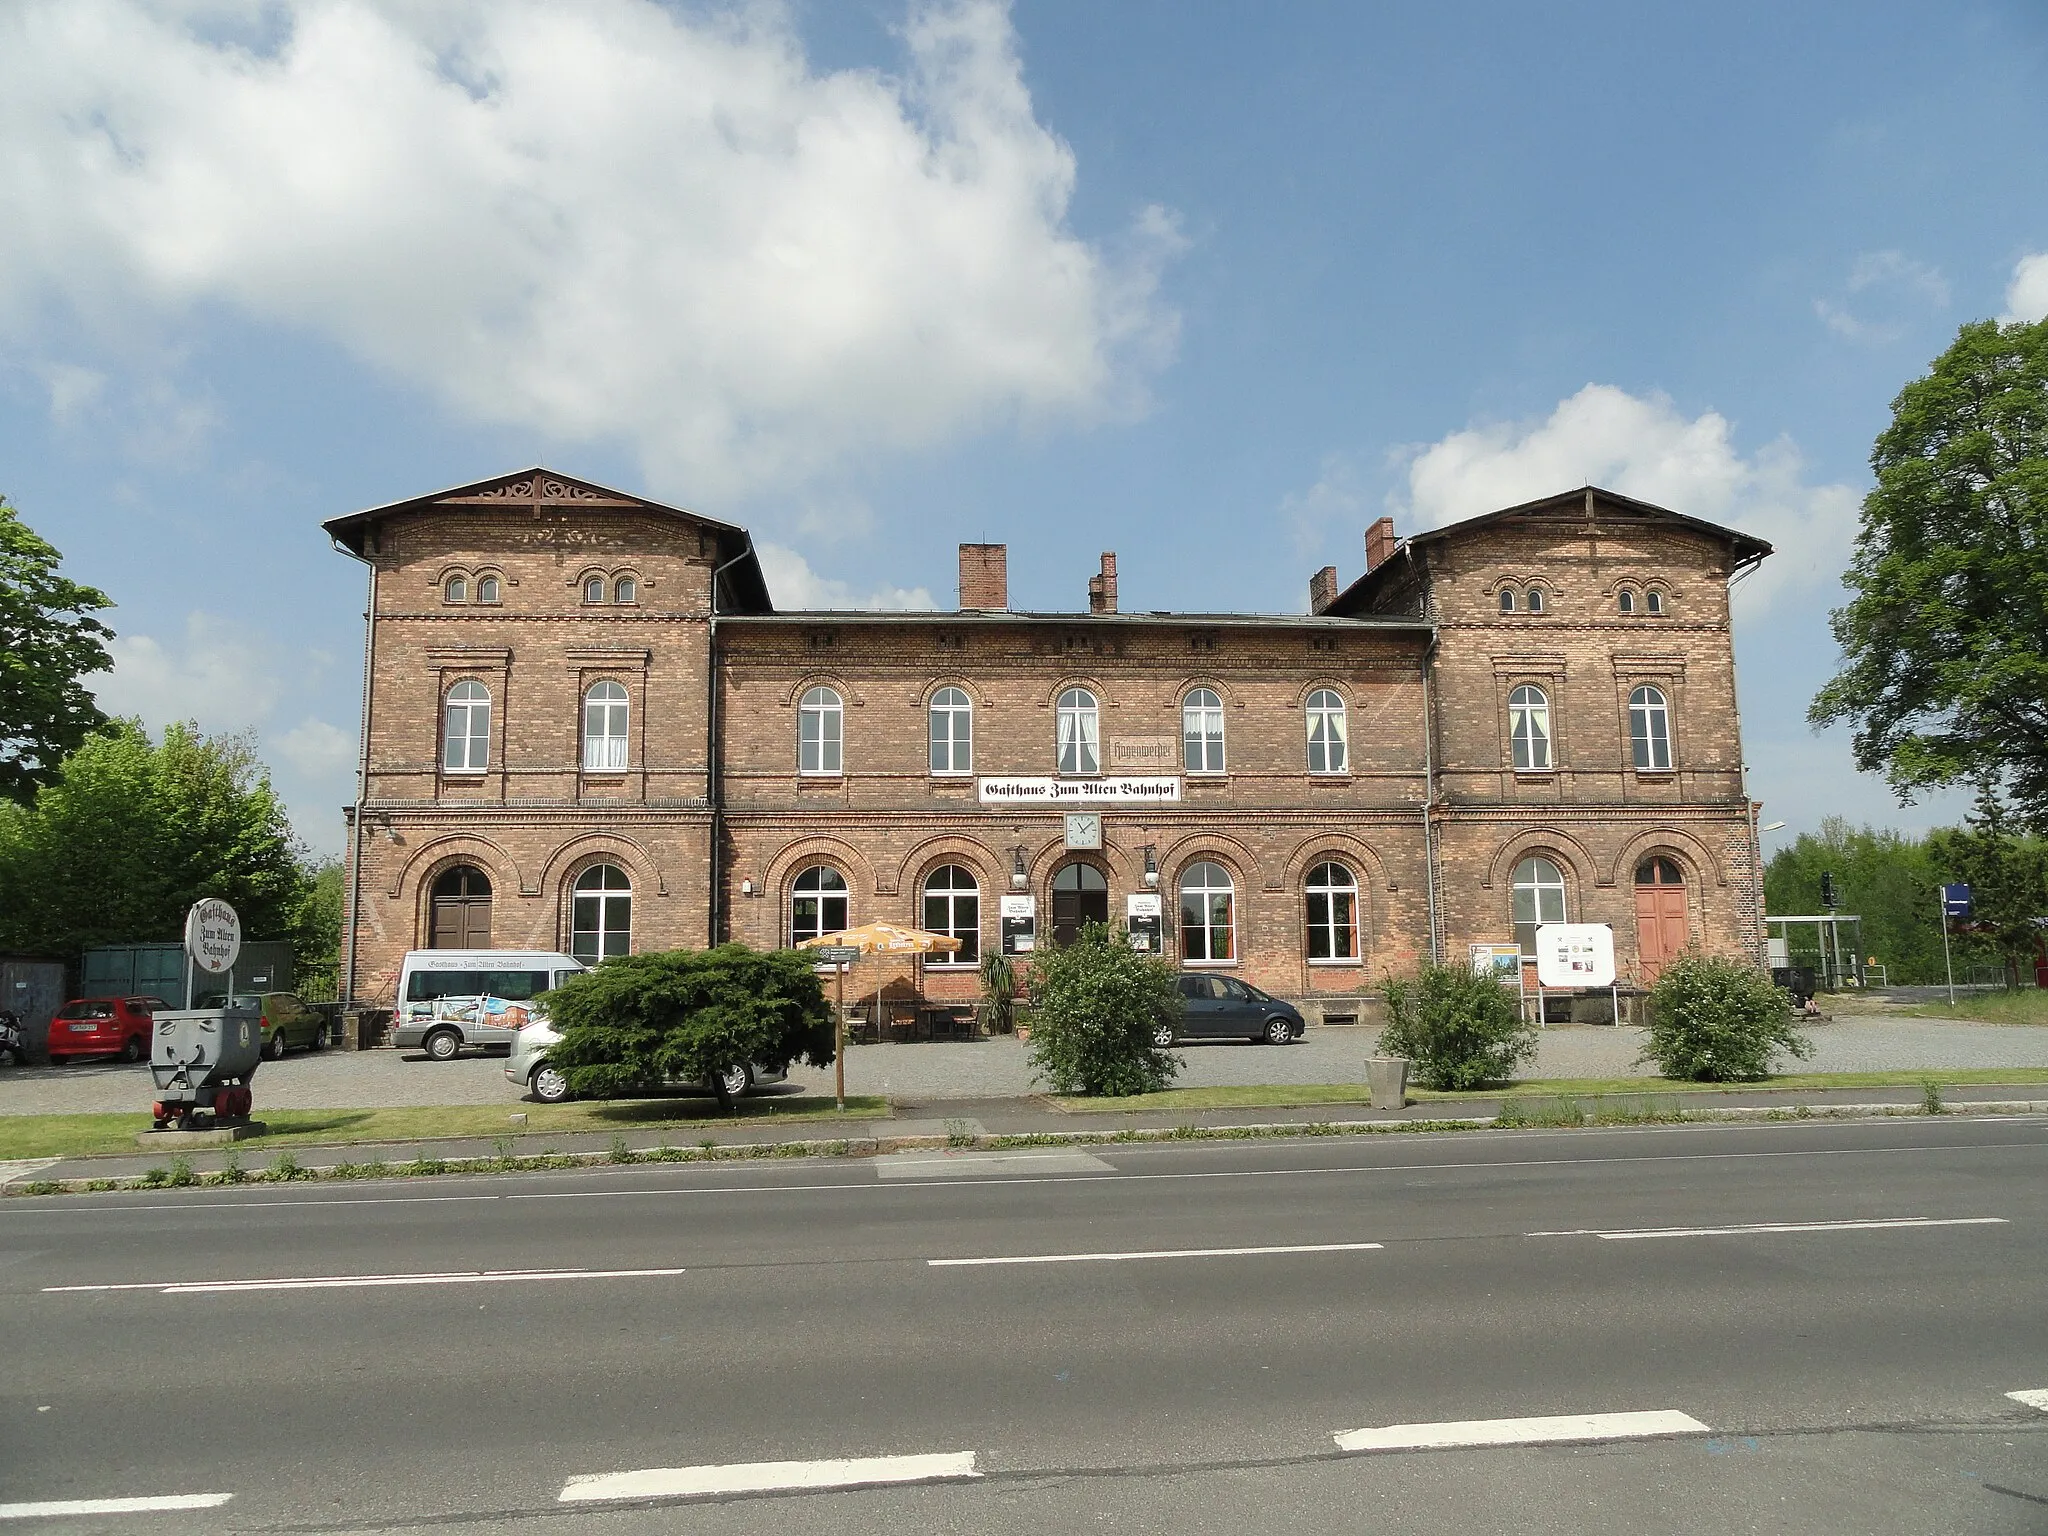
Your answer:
[291,858,345,999]
[1642,954,1811,1081]
[543,946,835,1105]
[0,495,114,805]
[1762,816,1988,984]
[0,720,308,963]
[1025,922,1180,1096]
[1810,316,2048,823]
[1378,960,1537,1090]
[1926,788,2048,986]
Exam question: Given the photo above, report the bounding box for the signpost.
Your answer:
[181,898,241,1008]
[1939,883,1971,1006]
[810,944,862,1111]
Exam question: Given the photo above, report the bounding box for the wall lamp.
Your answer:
[1142,843,1159,887]
[1011,846,1030,891]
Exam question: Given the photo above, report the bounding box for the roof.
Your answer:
[1323,485,1773,617]
[724,610,1432,630]
[322,467,774,614]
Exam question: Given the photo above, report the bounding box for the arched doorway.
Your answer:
[1050,861,1108,946]
[429,865,492,949]
[1633,855,1689,980]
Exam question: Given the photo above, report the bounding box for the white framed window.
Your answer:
[1305,862,1359,962]
[799,686,843,775]
[929,687,972,775]
[1182,688,1225,774]
[1499,588,1516,613]
[582,681,629,771]
[1056,687,1099,775]
[1618,588,1636,615]
[615,576,637,604]
[1512,855,1568,954]
[791,866,848,945]
[570,864,632,963]
[921,865,980,965]
[1629,685,1672,771]
[1526,587,1545,614]
[1306,688,1348,774]
[582,575,606,605]
[475,575,500,604]
[1509,684,1552,771]
[442,681,490,773]
[1646,589,1665,616]
[444,575,467,604]
[1178,861,1236,962]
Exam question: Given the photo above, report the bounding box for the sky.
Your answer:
[2,0,2044,860]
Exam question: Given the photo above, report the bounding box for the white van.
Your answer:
[392,950,587,1060]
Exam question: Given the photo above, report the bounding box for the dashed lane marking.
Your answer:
[930,1241,1383,1267]
[877,1150,1113,1180]
[1526,1216,2007,1240]
[0,1494,232,1519]
[1334,1410,1710,1453]
[43,1266,686,1295]
[560,1451,981,1503]
[2008,1389,2048,1412]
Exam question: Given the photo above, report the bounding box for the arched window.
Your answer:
[429,865,492,949]
[798,686,843,775]
[582,681,630,771]
[614,575,637,604]
[790,866,848,945]
[1646,589,1665,616]
[1499,588,1516,613]
[1178,861,1236,962]
[1629,685,1672,771]
[476,575,500,604]
[582,575,606,605]
[570,864,632,963]
[1617,588,1636,615]
[442,681,490,773]
[929,686,972,775]
[1509,684,1551,771]
[1637,855,1683,886]
[1305,862,1359,962]
[444,575,468,604]
[1056,687,1099,775]
[922,865,980,965]
[1306,689,1347,774]
[1525,587,1545,614]
[1512,855,1568,954]
[1182,688,1225,774]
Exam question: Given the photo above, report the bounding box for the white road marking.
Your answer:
[0,1494,232,1519]
[879,1150,1113,1180]
[0,1158,61,1189]
[930,1240,1383,1267]
[2008,1389,2048,1412]
[44,1267,685,1295]
[1527,1216,2007,1241]
[1334,1409,1709,1453]
[560,1451,981,1503]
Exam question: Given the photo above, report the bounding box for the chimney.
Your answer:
[958,543,1007,610]
[1309,565,1339,614]
[1365,516,1397,573]
[1087,552,1118,614]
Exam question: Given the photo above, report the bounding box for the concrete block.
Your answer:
[135,1122,268,1149]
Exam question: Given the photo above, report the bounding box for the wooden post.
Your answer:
[834,961,846,1112]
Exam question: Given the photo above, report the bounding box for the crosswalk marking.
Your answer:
[560,1451,982,1503]
[1334,1410,1710,1453]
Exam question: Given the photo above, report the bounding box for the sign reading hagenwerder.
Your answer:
[977,777,1181,805]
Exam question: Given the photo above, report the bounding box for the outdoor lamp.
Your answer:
[1012,846,1029,890]
[1142,844,1158,887]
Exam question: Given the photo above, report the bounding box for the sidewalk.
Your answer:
[12,1081,2043,1188]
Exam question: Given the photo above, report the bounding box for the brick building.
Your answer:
[326,470,1770,1015]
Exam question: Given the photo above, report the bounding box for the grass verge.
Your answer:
[1902,991,2048,1026]
[0,1094,890,1162]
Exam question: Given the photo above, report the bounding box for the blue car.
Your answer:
[1160,975,1307,1045]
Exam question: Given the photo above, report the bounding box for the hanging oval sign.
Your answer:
[184,898,242,976]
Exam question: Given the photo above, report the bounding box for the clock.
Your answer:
[1064,812,1102,850]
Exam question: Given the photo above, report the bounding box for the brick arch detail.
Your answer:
[536,832,667,900]
[1046,675,1111,710]
[1176,675,1242,709]
[896,837,1002,911]
[1481,828,1597,893]
[387,834,523,901]
[1608,828,1727,890]
[1027,839,1137,889]
[778,673,859,708]
[915,676,994,710]
[1157,835,1260,893]
[764,836,876,904]
[1280,833,1392,895]
[1290,678,1352,709]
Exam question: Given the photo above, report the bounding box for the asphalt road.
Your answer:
[3,1117,2046,1534]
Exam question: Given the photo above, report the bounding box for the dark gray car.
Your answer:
[1160,974,1306,1045]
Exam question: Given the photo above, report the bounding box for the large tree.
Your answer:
[1926,788,2048,986]
[0,496,114,805]
[1810,317,2048,823]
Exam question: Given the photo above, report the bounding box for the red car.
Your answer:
[48,997,168,1064]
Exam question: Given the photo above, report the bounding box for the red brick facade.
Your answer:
[328,472,1770,1014]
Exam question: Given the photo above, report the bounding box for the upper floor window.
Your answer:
[1509,684,1552,771]
[1645,588,1666,616]
[1498,588,1516,613]
[1617,588,1636,615]
[1525,587,1545,614]
[1183,688,1225,774]
[929,687,972,775]
[570,864,632,964]
[1306,688,1347,774]
[1512,855,1568,954]
[475,575,500,604]
[1178,861,1236,962]
[444,575,468,604]
[615,576,637,604]
[442,680,490,773]
[791,865,849,945]
[799,686,843,775]
[1629,685,1672,771]
[1056,687,1099,775]
[922,865,980,966]
[582,681,629,772]
[583,576,606,605]
[1305,861,1359,962]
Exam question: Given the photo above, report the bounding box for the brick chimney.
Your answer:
[1365,516,1397,573]
[958,543,1007,610]
[1087,552,1118,614]
[1309,565,1339,614]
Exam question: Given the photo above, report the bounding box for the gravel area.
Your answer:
[4,1015,2047,1115]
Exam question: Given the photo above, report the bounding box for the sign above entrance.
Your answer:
[1533,923,1616,989]
[978,777,1180,805]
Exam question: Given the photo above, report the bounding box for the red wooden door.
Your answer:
[1633,856,1689,981]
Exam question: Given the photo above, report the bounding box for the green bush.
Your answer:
[1025,922,1181,1096]
[1378,961,1538,1090]
[1642,953,1812,1081]
[546,944,835,1104]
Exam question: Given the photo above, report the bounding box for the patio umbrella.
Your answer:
[798,923,963,1042]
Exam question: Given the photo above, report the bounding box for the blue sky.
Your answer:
[2,0,2044,857]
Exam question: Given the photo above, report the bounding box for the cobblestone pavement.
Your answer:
[3,1015,2046,1114]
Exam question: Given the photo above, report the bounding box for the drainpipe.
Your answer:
[331,537,378,1006]
[1420,629,1441,964]
[705,535,759,947]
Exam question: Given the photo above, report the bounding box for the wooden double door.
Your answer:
[429,865,493,949]
[1632,856,1689,981]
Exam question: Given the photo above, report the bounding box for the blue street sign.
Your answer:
[1941,883,1972,919]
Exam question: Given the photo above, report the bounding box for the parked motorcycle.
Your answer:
[0,1009,23,1067]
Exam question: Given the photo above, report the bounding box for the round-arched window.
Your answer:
[1305,861,1359,962]
[571,864,632,963]
[791,866,849,945]
[1618,588,1636,615]
[1056,688,1099,775]
[1183,688,1225,774]
[1508,684,1551,771]
[1306,689,1347,774]
[1511,856,1568,954]
[1636,855,1684,886]
[476,575,500,604]
[798,686,843,775]
[922,865,980,965]
[929,687,972,775]
[444,575,467,604]
[1178,861,1236,962]
[442,680,490,773]
[1629,685,1672,771]
[583,575,606,605]
[583,681,629,771]
[615,575,637,604]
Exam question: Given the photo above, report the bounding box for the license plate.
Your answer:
[68,1022,98,1032]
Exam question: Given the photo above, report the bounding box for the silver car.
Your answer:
[503,1016,786,1105]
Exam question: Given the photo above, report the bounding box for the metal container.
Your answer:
[148,1008,263,1127]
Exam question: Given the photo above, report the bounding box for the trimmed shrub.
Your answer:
[1642,953,1812,1081]
[1026,922,1180,1096]
[1378,961,1538,1090]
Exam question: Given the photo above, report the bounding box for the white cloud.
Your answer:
[0,0,1181,500]
[1391,383,1861,612]
[1279,452,1368,560]
[2003,252,2048,324]
[276,717,355,780]
[1813,249,1948,343]
[755,543,937,611]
